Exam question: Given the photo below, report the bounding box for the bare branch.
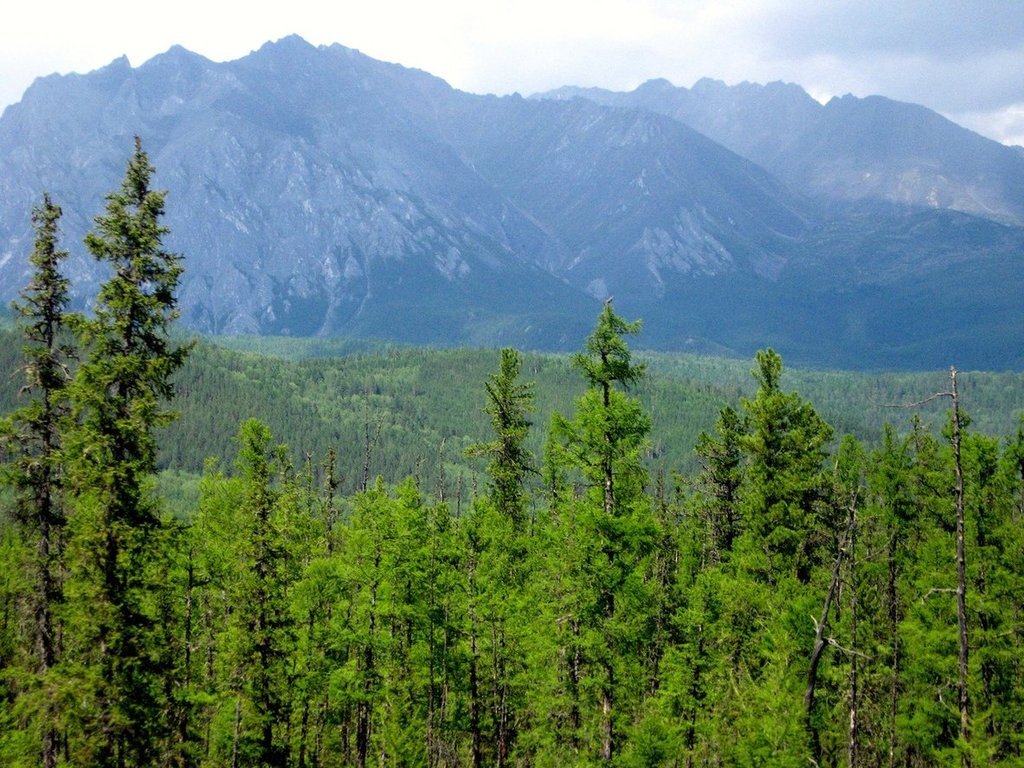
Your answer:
[827,637,871,660]
[878,391,952,409]
[920,587,958,603]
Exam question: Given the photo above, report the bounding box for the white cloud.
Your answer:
[953,104,1024,148]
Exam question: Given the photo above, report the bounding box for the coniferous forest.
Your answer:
[1,142,1023,768]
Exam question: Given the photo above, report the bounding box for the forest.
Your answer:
[1,141,1022,768]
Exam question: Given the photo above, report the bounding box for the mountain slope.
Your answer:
[438,92,816,299]
[0,37,1021,369]
[777,94,1024,225]
[538,79,1024,226]
[0,37,596,345]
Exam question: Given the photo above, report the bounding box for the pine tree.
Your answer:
[63,137,188,766]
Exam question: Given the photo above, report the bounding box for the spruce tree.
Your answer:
[1,193,73,768]
[694,404,744,561]
[739,349,833,583]
[63,137,187,766]
[467,347,535,527]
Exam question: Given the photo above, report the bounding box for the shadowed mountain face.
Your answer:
[1,36,1021,369]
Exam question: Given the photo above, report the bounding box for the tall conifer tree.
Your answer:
[232,419,295,767]
[468,348,535,527]
[739,349,832,583]
[465,348,536,765]
[2,193,73,768]
[64,137,187,766]
[549,302,656,763]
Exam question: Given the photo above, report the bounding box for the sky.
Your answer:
[2,0,1023,145]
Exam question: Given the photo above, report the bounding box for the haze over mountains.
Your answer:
[0,35,1021,369]
[540,78,1024,227]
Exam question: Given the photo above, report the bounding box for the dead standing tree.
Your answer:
[885,366,970,767]
[804,469,862,767]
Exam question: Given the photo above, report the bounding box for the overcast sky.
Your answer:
[3,0,1022,145]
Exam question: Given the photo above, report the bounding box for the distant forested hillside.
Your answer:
[205,331,1024,466]
[3,327,1022,491]
[2,328,729,489]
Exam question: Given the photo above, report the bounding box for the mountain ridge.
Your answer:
[534,77,1024,226]
[1,36,1021,370]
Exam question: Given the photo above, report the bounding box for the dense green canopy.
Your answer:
[1,144,1023,767]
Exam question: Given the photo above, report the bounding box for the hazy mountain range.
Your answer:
[1,35,1021,369]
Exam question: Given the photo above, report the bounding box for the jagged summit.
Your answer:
[537,75,1024,226]
[0,40,1021,369]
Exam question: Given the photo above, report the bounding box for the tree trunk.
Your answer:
[231,698,242,768]
[569,619,581,753]
[601,665,614,764]
[492,623,511,768]
[38,497,59,768]
[297,700,310,768]
[848,500,860,768]
[357,562,378,768]
[951,367,970,767]
[805,518,851,764]
[467,564,483,768]
[887,533,900,768]
[179,550,196,767]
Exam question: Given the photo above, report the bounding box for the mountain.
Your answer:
[0,37,597,347]
[436,93,815,295]
[538,78,1024,226]
[1,37,1021,369]
[540,78,821,174]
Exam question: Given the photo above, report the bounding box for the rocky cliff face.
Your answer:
[1,39,598,343]
[1,36,1021,369]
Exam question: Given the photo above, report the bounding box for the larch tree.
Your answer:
[464,348,536,765]
[549,302,656,764]
[232,419,295,768]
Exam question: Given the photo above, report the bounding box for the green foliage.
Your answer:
[739,349,834,583]
[60,138,189,766]
[0,193,73,768]
[1,176,1023,766]
[694,405,744,560]
[541,303,659,763]
[643,349,1024,441]
[194,420,298,766]
[466,348,536,527]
